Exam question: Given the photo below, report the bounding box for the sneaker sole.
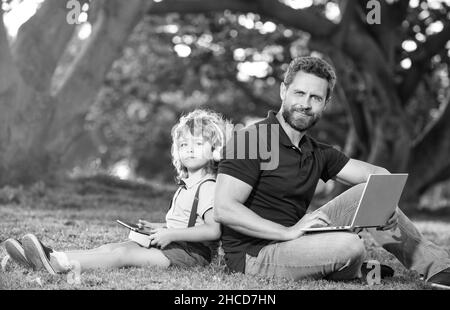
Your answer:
[4,239,32,269]
[22,234,56,275]
[430,283,450,290]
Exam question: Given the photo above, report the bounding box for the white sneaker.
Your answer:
[4,238,32,269]
[22,234,56,275]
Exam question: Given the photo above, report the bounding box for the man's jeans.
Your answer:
[245,183,450,281]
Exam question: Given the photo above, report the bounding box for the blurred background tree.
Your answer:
[0,0,449,212]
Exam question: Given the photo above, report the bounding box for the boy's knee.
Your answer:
[112,246,130,265]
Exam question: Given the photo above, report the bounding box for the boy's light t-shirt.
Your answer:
[165,174,216,229]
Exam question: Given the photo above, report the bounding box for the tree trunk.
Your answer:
[11,0,82,92]
[0,9,55,185]
[46,0,153,163]
[403,100,450,205]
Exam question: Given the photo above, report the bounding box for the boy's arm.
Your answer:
[165,209,221,242]
[148,210,221,248]
[138,219,166,231]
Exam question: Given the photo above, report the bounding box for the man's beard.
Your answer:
[281,105,321,132]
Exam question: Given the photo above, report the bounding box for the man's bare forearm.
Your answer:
[334,159,391,186]
[215,201,291,241]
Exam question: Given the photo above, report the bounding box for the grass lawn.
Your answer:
[1,179,449,290]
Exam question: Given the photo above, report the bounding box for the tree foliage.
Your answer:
[0,0,449,210]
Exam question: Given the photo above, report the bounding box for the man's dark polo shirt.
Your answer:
[217,110,350,273]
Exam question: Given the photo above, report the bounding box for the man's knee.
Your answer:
[335,233,366,262]
[350,183,366,196]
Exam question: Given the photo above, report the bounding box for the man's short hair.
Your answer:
[283,56,337,101]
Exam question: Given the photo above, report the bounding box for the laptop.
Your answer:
[302,174,408,233]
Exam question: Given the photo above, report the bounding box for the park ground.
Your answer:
[1,178,449,290]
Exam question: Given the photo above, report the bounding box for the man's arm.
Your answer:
[214,174,330,241]
[334,158,398,231]
[213,173,291,240]
[333,158,390,186]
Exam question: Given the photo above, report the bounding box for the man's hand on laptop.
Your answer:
[351,227,364,234]
[287,210,331,239]
[377,211,399,231]
[351,211,399,233]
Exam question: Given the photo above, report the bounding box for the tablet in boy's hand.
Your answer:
[116,220,152,248]
[116,220,141,231]
[128,230,152,248]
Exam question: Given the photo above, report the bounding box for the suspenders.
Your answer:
[188,178,215,227]
[169,178,216,228]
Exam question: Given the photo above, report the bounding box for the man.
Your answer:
[214,56,450,288]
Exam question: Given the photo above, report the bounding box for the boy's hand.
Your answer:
[138,219,153,229]
[149,228,173,249]
[137,227,153,235]
[138,219,166,230]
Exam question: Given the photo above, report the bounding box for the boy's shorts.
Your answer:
[161,241,210,267]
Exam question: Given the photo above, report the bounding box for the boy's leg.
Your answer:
[23,234,170,274]
[318,183,450,280]
[65,241,170,272]
[245,232,365,281]
[64,241,136,254]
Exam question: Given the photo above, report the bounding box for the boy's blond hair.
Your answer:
[171,109,231,182]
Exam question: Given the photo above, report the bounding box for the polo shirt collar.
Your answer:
[179,173,215,189]
[266,110,314,155]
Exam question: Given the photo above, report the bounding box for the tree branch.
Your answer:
[400,22,450,103]
[343,26,406,114]
[149,0,259,15]
[330,50,372,154]
[334,0,356,48]
[148,0,336,37]
[256,0,336,37]
[11,0,88,92]
[343,125,358,158]
[357,0,409,65]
